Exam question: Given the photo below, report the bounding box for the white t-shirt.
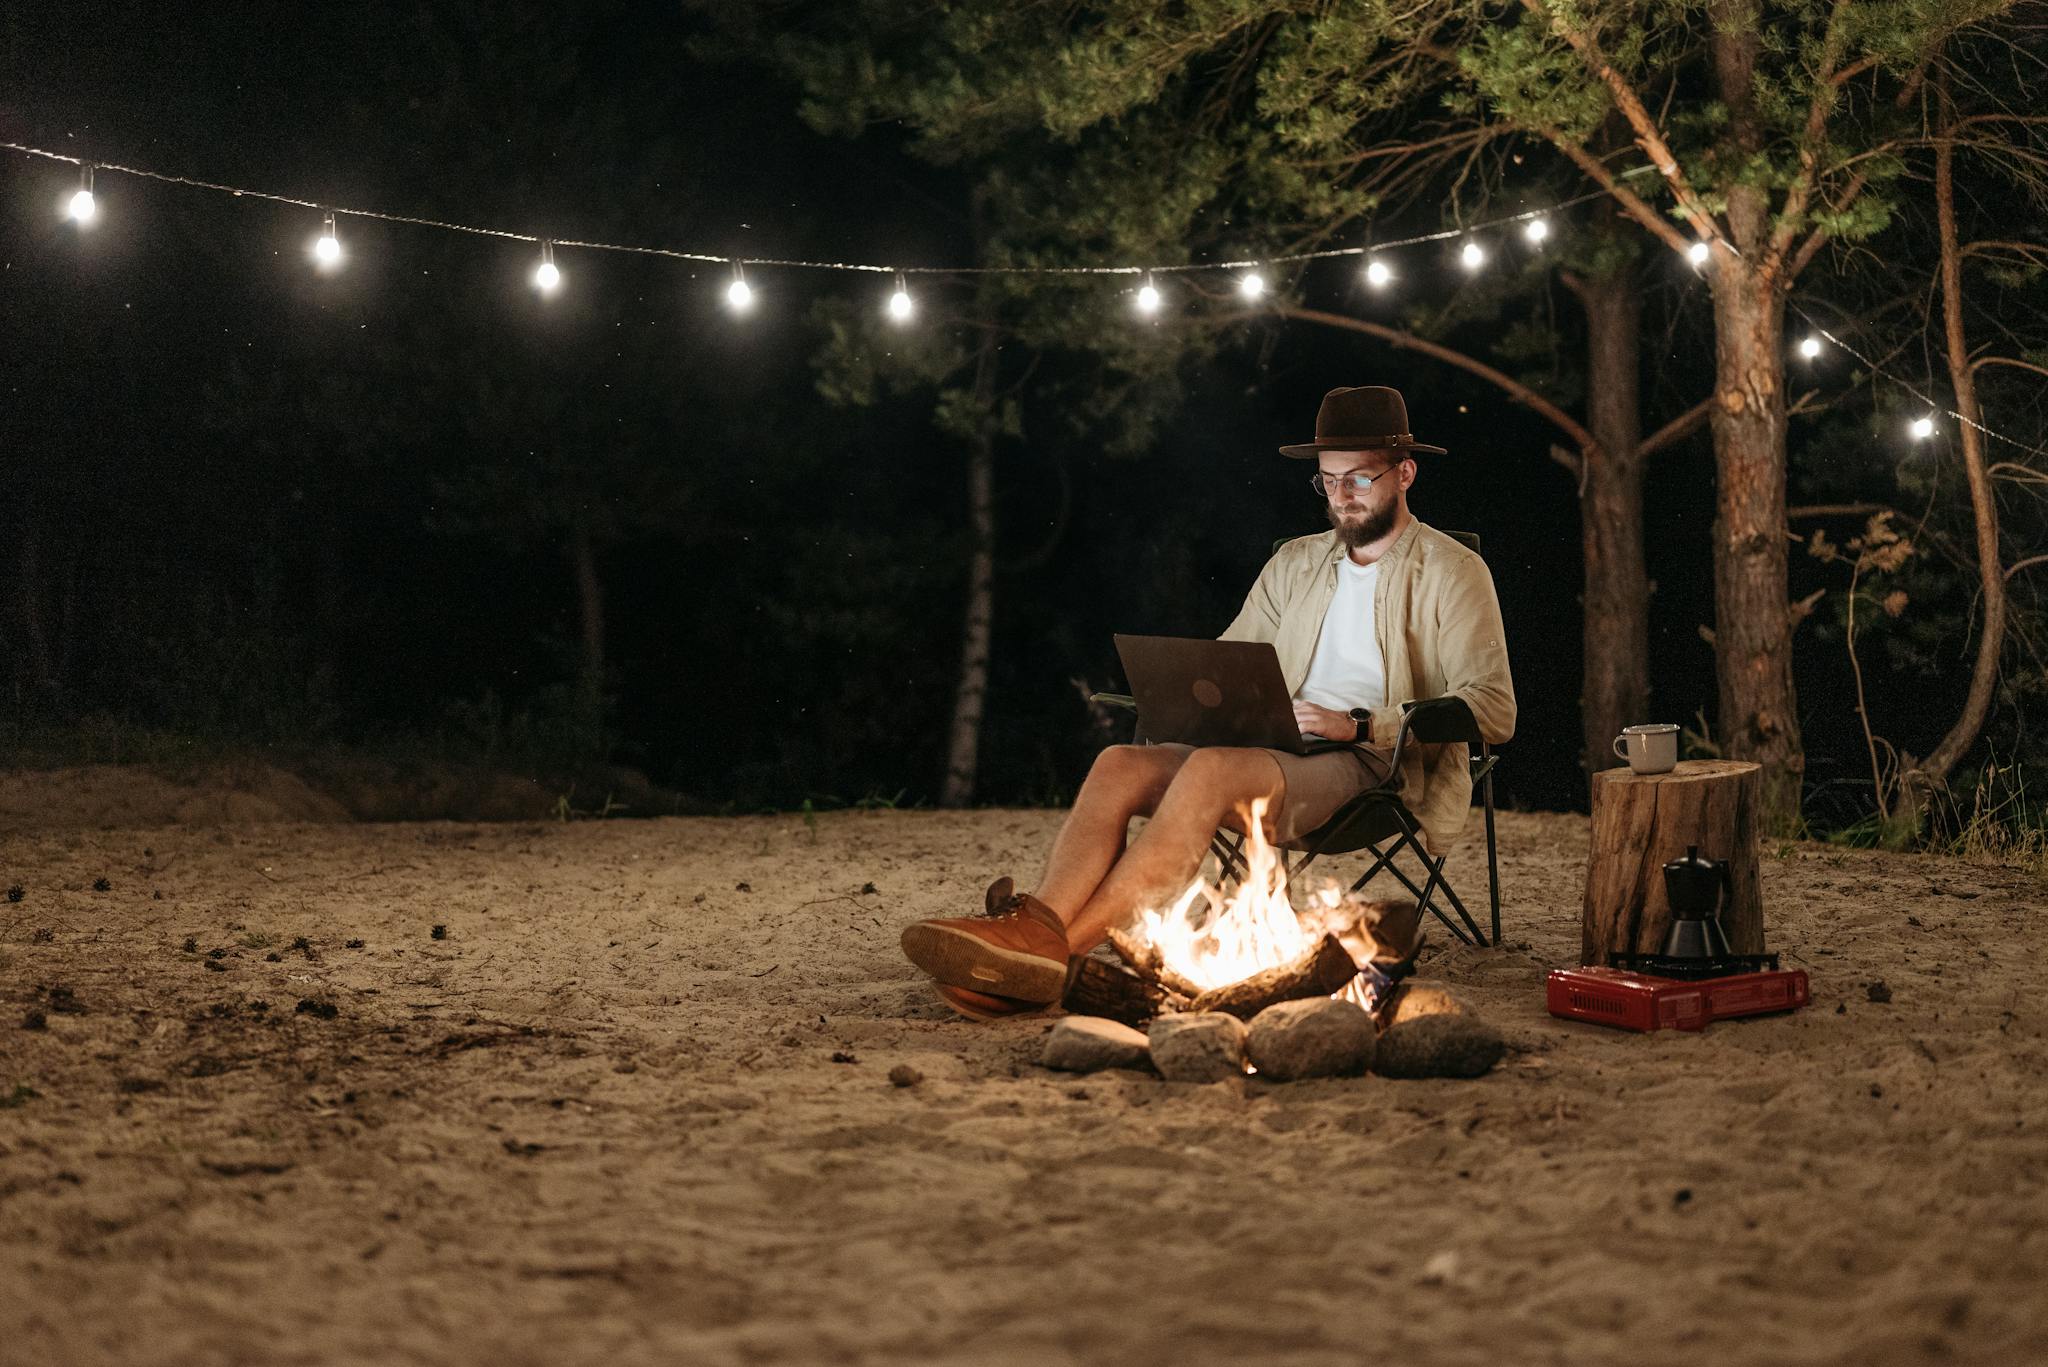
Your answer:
[1295,556,1385,718]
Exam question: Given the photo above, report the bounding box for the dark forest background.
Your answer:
[2,2,2040,833]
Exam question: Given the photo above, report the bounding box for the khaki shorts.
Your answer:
[1153,742,1393,844]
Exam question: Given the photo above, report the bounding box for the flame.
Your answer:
[1133,797,1373,1008]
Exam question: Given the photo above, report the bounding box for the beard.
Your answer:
[1326,499,1399,549]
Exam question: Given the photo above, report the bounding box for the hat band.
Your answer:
[1315,432,1418,448]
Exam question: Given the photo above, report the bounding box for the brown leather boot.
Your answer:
[900,881,1074,1003]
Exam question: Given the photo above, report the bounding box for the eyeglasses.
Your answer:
[1311,467,1397,499]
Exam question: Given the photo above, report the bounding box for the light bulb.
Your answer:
[1460,241,1484,270]
[1687,241,1710,266]
[1239,272,1265,299]
[1910,415,1935,440]
[887,275,913,322]
[312,213,342,270]
[1798,336,1822,359]
[533,242,560,293]
[1135,280,1161,314]
[1364,259,1391,287]
[67,188,97,224]
[1524,218,1550,244]
[727,278,753,310]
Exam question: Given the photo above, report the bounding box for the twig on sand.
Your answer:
[345,863,420,881]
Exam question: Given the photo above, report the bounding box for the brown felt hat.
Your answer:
[1279,385,1447,458]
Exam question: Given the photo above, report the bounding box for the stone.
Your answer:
[1372,984,1503,1079]
[1147,1012,1247,1082]
[887,1064,923,1088]
[1040,1016,1152,1073]
[1245,997,1376,1080]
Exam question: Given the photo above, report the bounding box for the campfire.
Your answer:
[1067,798,1412,1027]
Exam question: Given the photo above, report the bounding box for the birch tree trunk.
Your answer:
[940,329,999,808]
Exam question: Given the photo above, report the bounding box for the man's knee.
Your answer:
[1170,746,1283,801]
[1081,744,1176,800]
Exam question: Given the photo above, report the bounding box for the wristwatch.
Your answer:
[1347,707,1372,743]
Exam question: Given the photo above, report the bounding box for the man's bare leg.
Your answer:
[1059,746,1285,953]
[1028,744,1189,922]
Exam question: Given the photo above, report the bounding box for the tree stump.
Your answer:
[1581,759,1764,965]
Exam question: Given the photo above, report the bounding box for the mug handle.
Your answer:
[1612,735,1630,762]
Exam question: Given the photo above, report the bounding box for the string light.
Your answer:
[65,163,95,224]
[7,138,2043,463]
[886,272,912,322]
[726,260,754,312]
[312,212,342,270]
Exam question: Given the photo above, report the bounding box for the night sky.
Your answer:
[3,3,1886,816]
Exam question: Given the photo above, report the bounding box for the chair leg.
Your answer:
[1211,832,1247,882]
[1432,869,1490,948]
[1482,753,1501,946]
[1348,836,1477,947]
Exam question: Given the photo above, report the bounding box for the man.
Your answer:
[900,385,1516,1020]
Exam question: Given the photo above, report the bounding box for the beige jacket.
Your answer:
[1219,518,1516,853]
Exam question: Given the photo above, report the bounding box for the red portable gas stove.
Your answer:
[1547,954,1810,1033]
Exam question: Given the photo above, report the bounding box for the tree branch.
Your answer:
[1634,397,1714,459]
[1787,165,1871,280]
[2007,554,2048,583]
[1970,356,2048,382]
[1532,128,1693,254]
[1520,0,1721,245]
[1763,0,1857,286]
[1260,304,1598,453]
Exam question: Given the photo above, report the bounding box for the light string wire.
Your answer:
[1784,303,2048,460]
[1,138,1608,272]
[7,138,2043,459]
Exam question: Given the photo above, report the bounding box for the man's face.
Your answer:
[1317,452,1408,548]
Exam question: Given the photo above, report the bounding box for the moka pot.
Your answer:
[1659,844,1733,959]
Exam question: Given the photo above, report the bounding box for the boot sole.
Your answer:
[900,923,1070,1003]
[934,984,1046,1022]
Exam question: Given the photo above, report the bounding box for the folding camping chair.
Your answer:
[1093,529,1504,949]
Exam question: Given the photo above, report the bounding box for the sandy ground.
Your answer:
[2,793,2045,1366]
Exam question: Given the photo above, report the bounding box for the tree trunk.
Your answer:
[16,505,62,706]
[567,519,606,743]
[940,330,999,808]
[1581,759,1764,965]
[1576,267,1651,791]
[1899,75,2006,824]
[1708,5,1804,833]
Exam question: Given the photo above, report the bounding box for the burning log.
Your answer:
[1105,926,1205,999]
[1061,955,1190,1027]
[1185,932,1360,1021]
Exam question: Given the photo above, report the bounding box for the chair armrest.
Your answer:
[1384,696,1483,776]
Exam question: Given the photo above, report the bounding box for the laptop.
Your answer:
[1112,633,1357,755]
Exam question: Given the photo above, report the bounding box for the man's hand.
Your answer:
[1292,700,1358,742]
